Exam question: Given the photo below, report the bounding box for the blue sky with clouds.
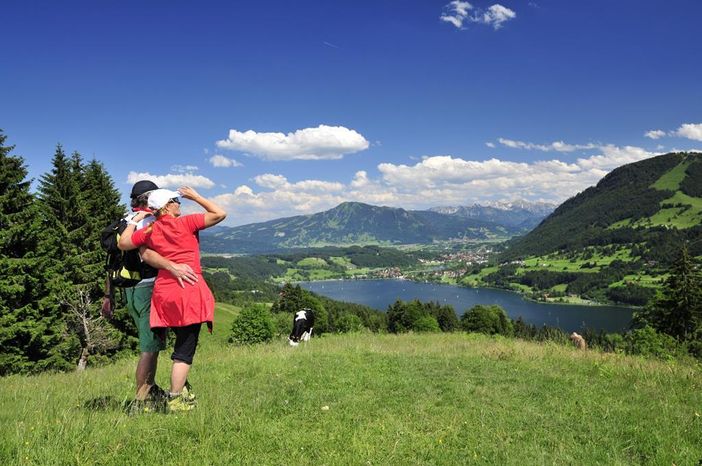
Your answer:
[2,0,701,226]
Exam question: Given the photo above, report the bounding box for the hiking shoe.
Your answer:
[168,394,196,413]
[182,380,196,403]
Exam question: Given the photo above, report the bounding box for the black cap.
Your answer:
[130,180,159,199]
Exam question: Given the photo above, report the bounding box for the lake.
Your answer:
[299,279,634,333]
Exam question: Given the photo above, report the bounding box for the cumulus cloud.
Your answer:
[498,138,597,152]
[674,123,702,141]
[126,171,215,189]
[216,124,369,160]
[210,144,659,226]
[476,4,517,29]
[644,129,666,140]
[485,142,496,148]
[440,2,516,30]
[440,1,473,28]
[209,154,242,168]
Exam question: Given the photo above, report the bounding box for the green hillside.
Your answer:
[502,152,702,261]
[1,304,701,465]
[480,152,702,305]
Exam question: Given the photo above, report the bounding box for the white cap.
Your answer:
[148,189,180,210]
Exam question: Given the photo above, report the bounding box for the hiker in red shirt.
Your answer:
[118,186,226,411]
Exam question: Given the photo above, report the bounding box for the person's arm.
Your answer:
[101,276,113,319]
[140,246,198,288]
[179,186,226,228]
[117,211,150,250]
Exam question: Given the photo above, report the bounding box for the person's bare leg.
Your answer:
[170,360,191,394]
[135,352,158,398]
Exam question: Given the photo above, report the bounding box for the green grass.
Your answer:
[296,257,329,268]
[2,308,701,464]
[651,160,691,191]
[611,164,702,230]
[518,248,633,274]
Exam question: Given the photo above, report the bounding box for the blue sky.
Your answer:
[2,0,701,226]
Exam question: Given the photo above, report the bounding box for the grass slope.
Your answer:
[1,305,701,464]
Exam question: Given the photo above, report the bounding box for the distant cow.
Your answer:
[289,308,315,346]
[570,332,588,350]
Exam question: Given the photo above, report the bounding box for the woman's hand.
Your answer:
[133,210,150,222]
[178,186,200,201]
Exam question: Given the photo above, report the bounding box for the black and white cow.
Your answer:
[289,308,315,346]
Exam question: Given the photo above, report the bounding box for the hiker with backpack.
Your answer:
[117,186,226,412]
[101,180,199,408]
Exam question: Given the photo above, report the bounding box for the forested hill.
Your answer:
[201,202,519,253]
[500,151,702,264]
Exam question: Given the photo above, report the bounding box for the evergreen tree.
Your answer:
[77,158,124,294]
[636,245,702,342]
[0,131,72,374]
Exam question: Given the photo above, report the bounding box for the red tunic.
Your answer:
[131,213,214,329]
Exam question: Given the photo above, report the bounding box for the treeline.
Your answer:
[0,130,132,375]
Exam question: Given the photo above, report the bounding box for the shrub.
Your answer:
[272,312,293,338]
[229,304,275,345]
[461,305,513,336]
[413,315,441,332]
[624,326,684,359]
[333,313,364,333]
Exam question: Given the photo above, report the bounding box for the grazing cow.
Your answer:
[570,332,588,350]
[289,308,315,346]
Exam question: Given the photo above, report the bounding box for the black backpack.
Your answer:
[100,217,158,289]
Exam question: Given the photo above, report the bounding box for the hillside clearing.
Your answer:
[1,305,700,465]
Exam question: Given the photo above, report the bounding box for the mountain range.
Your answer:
[201,200,554,253]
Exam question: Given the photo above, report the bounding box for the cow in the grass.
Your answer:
[289,308,315,346]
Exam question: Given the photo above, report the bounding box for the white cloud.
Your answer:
[216,124,370,160]
[674,123,702,141]
[441,2,516,30]
[210,144,661,226]
[126,171,215,189]
[440,1,473,28]
[485,142,496,148]
[474,4,516,29]
[644,129,666,140]
[498,138,597,152]
[209,154,242,168]
[170,164,199,173]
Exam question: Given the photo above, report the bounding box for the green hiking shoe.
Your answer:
[167,394,196,413]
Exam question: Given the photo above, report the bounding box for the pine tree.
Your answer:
[0,131,70,374]
[75,158,124,293]
[636,245,702,342]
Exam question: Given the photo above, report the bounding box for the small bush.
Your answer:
[334,313,364,333]
[461,305,513,336]
[229,304,275,345]
[272,312,293,337]
[413,315,441,332]
[624,326,684,359]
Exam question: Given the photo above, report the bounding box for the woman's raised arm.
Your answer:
[179,186,227,228]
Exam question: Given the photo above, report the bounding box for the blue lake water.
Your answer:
[299,279,634,333]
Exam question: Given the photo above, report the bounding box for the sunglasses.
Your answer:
[169,198,181,205]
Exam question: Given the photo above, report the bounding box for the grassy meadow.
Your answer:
[1,303,701,465]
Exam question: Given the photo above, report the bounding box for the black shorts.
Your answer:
[171,323,202,365]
